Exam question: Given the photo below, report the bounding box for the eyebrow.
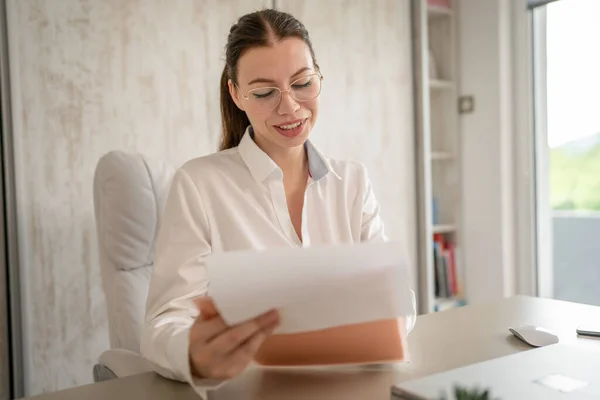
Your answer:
[247,67,313,86]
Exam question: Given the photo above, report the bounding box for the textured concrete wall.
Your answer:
[7,0,269,395]
[6,0,414,395]
[278,0,416,279]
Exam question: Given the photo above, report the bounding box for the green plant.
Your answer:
[439,385,500,400]
[550,137,600,211]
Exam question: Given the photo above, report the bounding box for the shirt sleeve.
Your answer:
[139,167,224,397]
[358,164,417,334]
[359,164,388,243]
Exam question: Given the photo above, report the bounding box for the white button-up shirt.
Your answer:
[140,128,416,395]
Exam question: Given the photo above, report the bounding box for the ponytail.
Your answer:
[219,66,250,151]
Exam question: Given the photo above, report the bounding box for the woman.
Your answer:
[140,8,416,392]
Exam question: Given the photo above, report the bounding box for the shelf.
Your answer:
[427,5,454,19]
[431,151,453,161]
[429,79,454,90]
[433,224,456,234]
[416,0,462,315]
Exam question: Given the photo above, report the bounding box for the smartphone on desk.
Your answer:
[576,323,600,338]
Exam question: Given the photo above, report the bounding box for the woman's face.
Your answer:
[229,37,320,151]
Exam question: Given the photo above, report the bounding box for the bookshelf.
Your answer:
[412,0,465,314]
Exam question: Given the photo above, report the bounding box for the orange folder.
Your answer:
[254,317,409,366]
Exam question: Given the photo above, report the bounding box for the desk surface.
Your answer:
[22,296,600,400]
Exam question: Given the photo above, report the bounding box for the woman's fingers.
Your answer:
[221,319,279,372]
[207,319,280,380]
[191,316,227,343]
[195,297,219,320]
[188,297,281,380]
[192,301,279,348]
[208,309,279,355]
[237,319,279,359]
[191,297,228,342]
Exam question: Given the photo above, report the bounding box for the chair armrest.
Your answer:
[95,348,153,380]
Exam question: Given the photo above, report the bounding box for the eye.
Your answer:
[292,76,313,89]
[251,88,276,99]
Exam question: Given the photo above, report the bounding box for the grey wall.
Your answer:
[553,213,600,307]
[277,0,416,259]
[6,0,415,395]
[6,0,270,394]
[458,0,516,302]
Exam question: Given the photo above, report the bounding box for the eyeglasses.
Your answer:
[236,73,323,112]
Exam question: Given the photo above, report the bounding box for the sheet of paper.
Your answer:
[205,241,414,334]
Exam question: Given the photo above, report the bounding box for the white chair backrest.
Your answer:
[93,151,176,353]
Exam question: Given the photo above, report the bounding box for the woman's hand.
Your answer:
[188,297,280,380]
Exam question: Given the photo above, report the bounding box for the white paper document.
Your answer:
[205,241,414,334]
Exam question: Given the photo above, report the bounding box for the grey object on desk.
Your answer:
[391,343,600,399]
[508,324,560,347]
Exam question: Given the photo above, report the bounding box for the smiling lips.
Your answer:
[273,118,306,138]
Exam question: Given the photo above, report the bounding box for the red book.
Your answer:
[433,233,444,246]
[448,245,457,295]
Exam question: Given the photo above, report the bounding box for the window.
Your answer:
[532,0,600,306]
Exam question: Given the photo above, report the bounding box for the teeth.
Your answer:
[278,121,302,130]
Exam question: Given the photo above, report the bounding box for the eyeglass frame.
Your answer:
[234,72,324,112]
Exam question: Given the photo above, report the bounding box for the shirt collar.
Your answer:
[237,126,341,183]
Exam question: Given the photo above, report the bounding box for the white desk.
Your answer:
[20,296,600,400]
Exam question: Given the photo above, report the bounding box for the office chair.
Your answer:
[92,150,176,381]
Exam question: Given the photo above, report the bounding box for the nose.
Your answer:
[277,90,300,115]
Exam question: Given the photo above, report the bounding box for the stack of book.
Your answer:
[433,233,465,311]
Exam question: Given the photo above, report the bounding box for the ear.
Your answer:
[228,79,245,111]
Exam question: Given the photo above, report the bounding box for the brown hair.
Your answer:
[219,9,320,151]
